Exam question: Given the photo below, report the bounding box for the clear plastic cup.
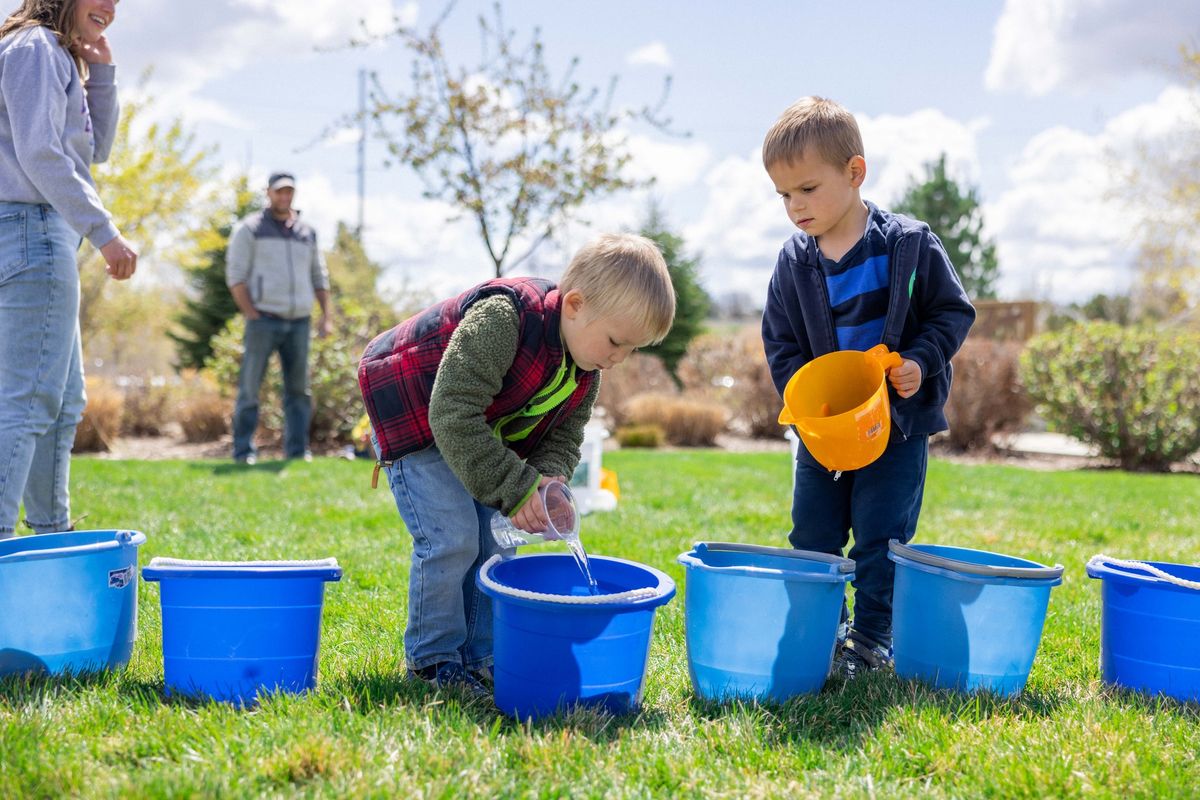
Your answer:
[490,481,580,549]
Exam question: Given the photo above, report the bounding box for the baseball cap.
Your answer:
[268,172,296,190]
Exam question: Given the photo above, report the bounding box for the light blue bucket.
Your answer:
[0,530,146,677]
[889,540,1063,696]
[677,542,854,702]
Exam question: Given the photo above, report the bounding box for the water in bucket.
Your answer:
[490,481,597,593]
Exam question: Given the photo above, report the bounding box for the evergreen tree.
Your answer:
[325,222,391,320]
[637,202,711,384]
[894,154,999,300]
[169,179,261,371]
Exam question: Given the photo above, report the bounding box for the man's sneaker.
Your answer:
[409,662,490,699]
[832,631,893,681]
[235,454,257,466]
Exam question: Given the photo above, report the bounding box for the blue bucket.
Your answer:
[889,541,1063,696]
[1086,555,1200,702]
[0,530,145,677]
[677,542,854,702]
[142,557,342,704]
[476,553,674,719]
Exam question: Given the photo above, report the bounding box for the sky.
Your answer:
[107,0,1200,306]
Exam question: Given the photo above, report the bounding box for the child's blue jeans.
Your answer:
[379,444,504,672]
[789,433,929,647]
[0,203,84,538]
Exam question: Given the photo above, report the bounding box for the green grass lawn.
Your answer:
[2,452,1199,798]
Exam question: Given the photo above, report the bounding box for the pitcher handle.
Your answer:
[865,344,903,373]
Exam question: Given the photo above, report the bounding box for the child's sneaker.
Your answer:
[409,662,491,699]
[832,631,892,680]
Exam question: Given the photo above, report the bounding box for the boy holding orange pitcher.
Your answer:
[760,96,975,679]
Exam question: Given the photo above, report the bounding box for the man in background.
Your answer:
[226,172,331,464]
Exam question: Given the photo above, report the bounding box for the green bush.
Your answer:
[206,303,385,445]
[615,424,665,448]
[1020,322,1200,470]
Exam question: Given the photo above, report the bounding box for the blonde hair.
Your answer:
[762,96,863,170]
[560,233,675,345]
[0,0,88,78]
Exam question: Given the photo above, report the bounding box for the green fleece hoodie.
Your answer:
[427,295,600,515]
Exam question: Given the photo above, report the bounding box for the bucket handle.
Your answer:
[477,554,663,605]
[889,540,1064,580]
[690,541,854,573]
[0,530,145,565]
[1086,554,1200,590]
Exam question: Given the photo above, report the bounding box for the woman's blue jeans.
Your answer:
[379,445,504,672]
[0,203,85,538]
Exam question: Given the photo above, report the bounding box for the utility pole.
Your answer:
[356,68,367,239]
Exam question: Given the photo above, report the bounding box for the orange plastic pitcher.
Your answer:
[778,344,904,472]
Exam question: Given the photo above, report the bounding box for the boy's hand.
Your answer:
[511,476,563,535]
[888,359,923,399]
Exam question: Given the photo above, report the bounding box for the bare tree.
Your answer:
[353,1,674,277]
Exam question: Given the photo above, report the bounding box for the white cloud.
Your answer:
[985,0,1200,95]
[113,0,414,128]
[988,84,1200,301]
[626,41,672,68]
[857,109,987,205]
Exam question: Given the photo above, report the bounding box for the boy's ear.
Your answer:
[561,289,586,320]
[848,155,867,188]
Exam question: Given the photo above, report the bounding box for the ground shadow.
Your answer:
[685,670,1075,751]
[198,460,290,477]
[331,669,668,741]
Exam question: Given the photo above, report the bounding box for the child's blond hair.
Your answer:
[560,233,675,345]
[762,96,864,170]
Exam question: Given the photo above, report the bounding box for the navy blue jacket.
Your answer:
[762,202,976,438]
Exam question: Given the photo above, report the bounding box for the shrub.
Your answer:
[596,353,676,428]
[206,305,384,445]
[615,424,664,448]
[624,393,727,446]
[677,326,783,439]
[176,374,230,443]
[1020,322,1200,470]
[119,378,176,437]
[74,376,123,453]
[943,338,1031,451]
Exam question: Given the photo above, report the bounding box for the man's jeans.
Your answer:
[0,203,85,539]
[789,433,929,646]
[232,316,312,460]
[379,445,504,672]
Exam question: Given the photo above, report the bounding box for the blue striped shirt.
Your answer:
[819,231,890,351]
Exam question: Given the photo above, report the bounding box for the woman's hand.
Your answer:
[77,36,112,65]
[99,234,137,280]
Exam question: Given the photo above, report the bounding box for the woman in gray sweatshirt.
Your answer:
[0,0,137,539]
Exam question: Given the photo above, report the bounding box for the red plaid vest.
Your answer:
[358,278,597,462]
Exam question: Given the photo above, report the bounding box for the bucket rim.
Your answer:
[677,541,854,582]
[0,529,145,565]
[143,556,342,582]
[478,552,675,607]
[889,540,1064,582]
[1085,555,1200,592]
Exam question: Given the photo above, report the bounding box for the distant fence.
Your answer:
[969,300,1041,342]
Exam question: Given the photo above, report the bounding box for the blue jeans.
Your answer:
[0,203,85,538]
[232,316,312,460]
[789,433,929,646]
[379,445,504,672]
